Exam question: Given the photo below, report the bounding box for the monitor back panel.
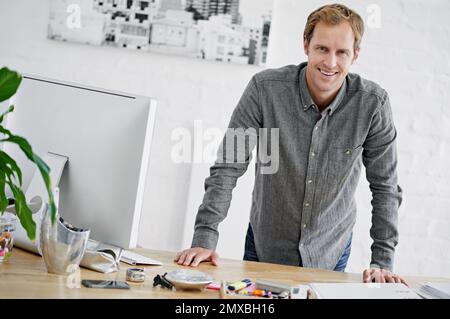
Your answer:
[5,76,156,249]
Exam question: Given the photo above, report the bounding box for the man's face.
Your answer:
[304,21,359,96]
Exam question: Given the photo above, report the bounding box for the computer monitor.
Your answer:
[3,75,156,250]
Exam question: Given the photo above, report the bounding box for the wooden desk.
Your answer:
[1,248,449,298]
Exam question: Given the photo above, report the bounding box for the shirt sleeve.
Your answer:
[362,91,403,271]
[191,75,263,250]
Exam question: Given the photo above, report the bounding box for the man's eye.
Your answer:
[319,47,326,52]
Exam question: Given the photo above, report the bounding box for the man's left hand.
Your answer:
[362,268,409,287]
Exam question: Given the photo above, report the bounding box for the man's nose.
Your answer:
[323,53,337,69]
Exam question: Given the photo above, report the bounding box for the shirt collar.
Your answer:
[299,63,347,116]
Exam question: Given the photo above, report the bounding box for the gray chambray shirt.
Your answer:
[192,62,403,271]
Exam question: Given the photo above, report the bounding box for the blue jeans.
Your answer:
[243,224,353,272]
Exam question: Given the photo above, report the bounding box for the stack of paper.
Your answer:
[418,282,450,299]
[308,283,421,299]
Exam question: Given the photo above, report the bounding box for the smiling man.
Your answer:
[175,4,406,285]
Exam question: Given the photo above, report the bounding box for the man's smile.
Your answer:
[318,67,338,77]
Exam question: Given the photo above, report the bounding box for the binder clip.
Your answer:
[153,272,174,289]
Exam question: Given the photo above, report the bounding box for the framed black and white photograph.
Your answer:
[48,0,274,66]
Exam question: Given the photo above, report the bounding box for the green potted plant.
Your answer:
[0,67,56,252]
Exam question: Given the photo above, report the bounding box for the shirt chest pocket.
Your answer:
[326,144,363,186]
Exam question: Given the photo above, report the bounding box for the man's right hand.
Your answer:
[174,247,219,267]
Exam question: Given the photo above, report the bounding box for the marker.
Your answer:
[237,289,250,295]
[252,289,272,298]
[228,279,252,291]
[206,282,221,291]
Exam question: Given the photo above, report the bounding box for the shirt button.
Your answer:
[300,243,304,247]
[307,180,312,184]
[311,152,316,157]
[345,149,351,155]
[303,224,307,228]
[304,202,310,207]
[315,126,319,130]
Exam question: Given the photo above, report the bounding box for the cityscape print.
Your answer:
[48,0,273,66]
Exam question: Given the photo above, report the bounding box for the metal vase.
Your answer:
[40,204,90,275]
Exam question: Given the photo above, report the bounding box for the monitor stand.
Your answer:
[13,152,68,255]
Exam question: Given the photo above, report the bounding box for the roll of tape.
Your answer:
[126,268,146,282]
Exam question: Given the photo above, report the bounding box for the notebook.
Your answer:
[417,282,450,299]
[120,250,163,266]
[308,283,421,299]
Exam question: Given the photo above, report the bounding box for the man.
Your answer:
[175,3,406,284]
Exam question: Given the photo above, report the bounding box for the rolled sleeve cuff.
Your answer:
[191,229,219,251]
[370,251,394,272]
[369,264,382,269]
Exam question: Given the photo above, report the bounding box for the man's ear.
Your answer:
[352,47,360,64]
[303,36,309,55]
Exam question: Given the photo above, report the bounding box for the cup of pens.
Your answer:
[0,214,17,263]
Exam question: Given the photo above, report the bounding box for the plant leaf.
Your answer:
[0,175,7,212]
[0,105,14,124]
[32,154,50,186]
[0,124,13,139]
[0,150,22,185]
[0,134,55,223]
[1,134,34,160]
[0,68,22,103]
[7,181,36,241]
[0,158,15,183]
[33,154,56,223]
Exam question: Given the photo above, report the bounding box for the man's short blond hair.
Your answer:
[304,3,365,51]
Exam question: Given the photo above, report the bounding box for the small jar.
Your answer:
[0,214,17,263]
[126,268,146,282]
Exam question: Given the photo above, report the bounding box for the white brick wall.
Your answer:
[268,0,450,278]
[1,0,449,278]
